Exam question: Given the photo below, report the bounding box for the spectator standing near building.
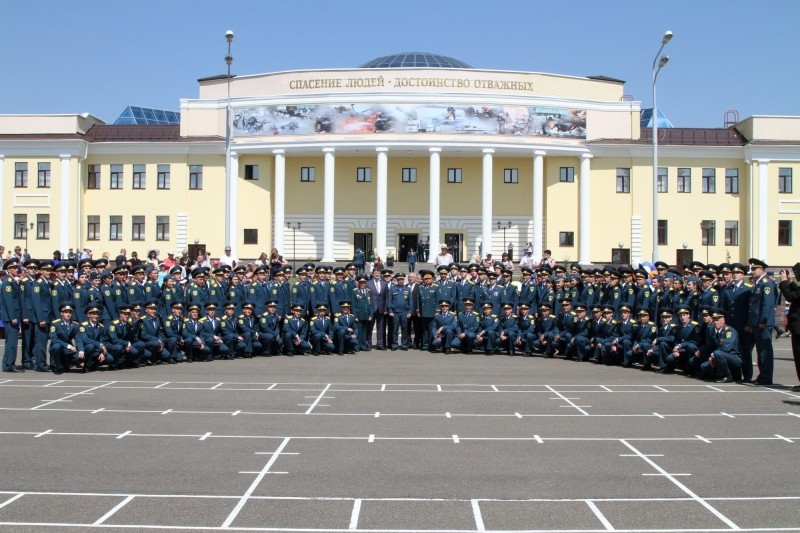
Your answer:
[778,263,800,391]
[219,246,238,269]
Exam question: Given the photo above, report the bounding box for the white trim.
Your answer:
[481,149,494,256]
[13,194,50,208]
[322,148,335,262]
[428,148,441,261]
[579,154,592,264]
[59,155,71,253]
[0,155,4,242]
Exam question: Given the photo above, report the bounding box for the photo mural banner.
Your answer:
[232,103,586,138]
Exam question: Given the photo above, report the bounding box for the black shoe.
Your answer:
[3,367,24,373]
[23,364,34,370]
[716,376,735,383]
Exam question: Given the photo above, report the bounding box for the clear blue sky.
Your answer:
[2,0,797,128]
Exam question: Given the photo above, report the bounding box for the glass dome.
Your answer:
[359,52,473,69]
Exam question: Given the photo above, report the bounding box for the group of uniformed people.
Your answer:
[0,253,780,385]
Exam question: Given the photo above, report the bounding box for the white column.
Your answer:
[532,150,546,260]
[59,155,71,253]
[322,148,336,262]
[428,148,441,261]
[376,147,388,260]
[228,151,239,257]
[579,154,592,265]
[757,159,769,260]
[273,149,286,254]
[0,155,4,241]
[481,149,494,256]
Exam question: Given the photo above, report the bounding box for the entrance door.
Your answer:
[676,249,693,273]
[444,233,463,263]
[398,233,418,262]
[611,247,630,265]
[354,233,373,259]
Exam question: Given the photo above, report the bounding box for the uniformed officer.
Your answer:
[77,304,110,371]
[660,305,702,374]
[703,308,742,382]
[236,302,262,357]
[48,303,85,374]
[352,275,374,351]
[746,258,778,385]
[625,308,656,368]
[257,300,282,356]
[451,298,480,353]
[415,270,438,351]
[1,259,23,372]
[283,303,311,355]
[200,302,228,360]
[163,302,186,363]
[497,303,519,355]
[334,301,358,355]
[387,272,412,350]
[430,300,459,353]
[182,303,211,362]
[139,300,166,363]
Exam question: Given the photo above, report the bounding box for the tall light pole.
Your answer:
[651,30,672,264]
[497,221,511,259]
[286,221,301,270]
[224,30,234,258]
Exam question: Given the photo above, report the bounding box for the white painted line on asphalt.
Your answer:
[789,412,800,418]
[546,385,590,416]
[154,382,170,389]
[221,436,291,528]
[533,435,543,444]
[33,429,52,438]
[515,412,523,418]
[232,410,241,416]
[491,385,499,391]
[452,435,460,443]
[600,385,612,392]
[642,473,691,477]
[586,500,614,530]
[653,412,665,419]
[116,431,131,439]
[93,495,135,525]
[211,383,223,389]
[620,454,664,457]
[445,412,451,418]
[304,384,331,414]
[721,412,735,418]
[199,432,212,441]
[380,384,386,391]
[255,452,298,455]
[44,381,64,387]
[267,383,277,390]
[91,407,104,414]
[161,409,172,415]
[471,499,485,532]
[0,493,24,510]
[349,498,362,530]
[706,385,725,392]
[775,434,795,443]
[654,386,669,392]
[32,380,115,410]
[695,435,712,443]
[368,434,375,443]
[437,384,442,391]
[0,380,11,386]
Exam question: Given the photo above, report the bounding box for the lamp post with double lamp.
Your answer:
[286,222,302,270]
[496,221,511,257]
[224,30,235,258]
[651,30,672,263]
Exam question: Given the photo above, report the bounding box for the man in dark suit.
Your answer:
[779,263,800,391]
[366,268,388,350]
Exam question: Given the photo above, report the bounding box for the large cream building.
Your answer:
[1,52,798,266]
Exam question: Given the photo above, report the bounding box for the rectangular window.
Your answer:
[156,215,169,241]
[447,168,462,183]
[37,162,51,188]
[503,168,519,184]
[87,164,101,189]
[132,164,146,189]
[701,220,716,246]
[702,168,716,193]
[13,214,27,239]
[725,220,739,246]
[110,164,123,189]
[559,231,574,247]
[244,164,259,180]
[36,214,49,239]
[402,167,417,183]
[109,216,122,241]
[779,220,792,246]
[300,167,315,182]
[779,167,793,193]
[616,168,630,193]
[725,168,739,194]
[244,228,258,245]
[131,215,145,240]
[657,167,668,193]
[559,167,575,183]
[677,168,691,193]
[14,162,28,187]
[87,215,100,241]
[157,164,170,189]
[189,165,203,189]
[657,219,668,245]
[356,167,372,182]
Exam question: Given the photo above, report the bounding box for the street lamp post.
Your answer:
[286,222,302,270]
[651,30,672,264]
[224,30,234,258]
[496,221,511,257]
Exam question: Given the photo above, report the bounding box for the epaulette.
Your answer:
[334,312,342,317]
[112,319,120,324]
[81,321,89,326]
[199,317,207,322]
[691,321,698,325]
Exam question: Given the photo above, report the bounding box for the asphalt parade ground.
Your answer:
[0,338,799,532]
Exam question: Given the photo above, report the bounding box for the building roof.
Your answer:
[591,127,748,147]
[359,52,473,69]
[114,106,180,125]
[83,125,221,143]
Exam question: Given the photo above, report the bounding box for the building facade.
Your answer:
[1,53,799,266]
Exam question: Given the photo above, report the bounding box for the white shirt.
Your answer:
[219,254,238,267]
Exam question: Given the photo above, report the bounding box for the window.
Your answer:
[616,168,630,193]
[189,165,203,189]
[725,169,739,194]
[357,167,372,182]
[87,216,100,241]
[779,220,792,246]
[244,229,258,245]
[37,162,51,188]
[701,220,716,246]
[132,164,146,189]
[132,216,145,240]
[559,167,574,183]
[447,168,462,183]
[657,219,668,245]
[504,168,519,184]
[244,164,259,180]
[13,214,27,239]
[402,167,417,183]
[702,168,716,193]
[36,214,49,239]
[559,232,574,247]
[110,164,123,189]
[109,216,122,241]
[300,167,315,182]
[156,216,169,241]
[88,164,101,189]
[14,162,28,187]
[657,167,668,193]
[157,164,170,189]
[779,167,793,193]
[725,221,739,246]
[677,168,691,193]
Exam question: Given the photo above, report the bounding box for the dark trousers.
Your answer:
[2,324,19,371]
[753,327,774,383]
[21,321,36,368]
